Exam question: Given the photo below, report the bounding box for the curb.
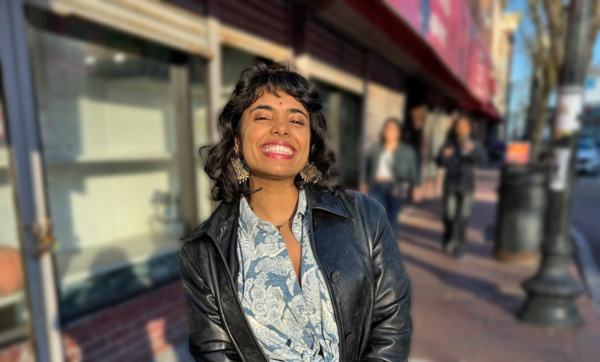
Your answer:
[571,226,600,315]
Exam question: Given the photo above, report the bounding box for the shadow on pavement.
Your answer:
[401,250,523,316]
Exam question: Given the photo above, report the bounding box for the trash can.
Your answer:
[494,163,548,263]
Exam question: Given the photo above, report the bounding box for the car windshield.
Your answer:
[578,140,594,151]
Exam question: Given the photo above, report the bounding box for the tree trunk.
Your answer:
[526,76,542,140]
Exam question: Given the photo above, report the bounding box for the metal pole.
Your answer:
[518,0,591,328]
[0,1,65,360]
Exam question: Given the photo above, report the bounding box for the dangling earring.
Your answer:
[231,155,250,183]
[300,162,321,183]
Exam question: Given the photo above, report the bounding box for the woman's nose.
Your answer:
[270,118,289,136]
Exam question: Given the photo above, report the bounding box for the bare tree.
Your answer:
[524,0,600,160]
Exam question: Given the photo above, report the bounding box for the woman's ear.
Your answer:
[234,136,240,154]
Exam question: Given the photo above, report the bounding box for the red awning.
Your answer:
[345,0,498,120]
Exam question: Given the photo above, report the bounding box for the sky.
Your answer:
[504,0,600,139]
[593,36,600,65]
[505,0,533,138]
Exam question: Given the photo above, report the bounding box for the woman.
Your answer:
[179,61,412,362]
[360,118,420,237]
[436,116,487,258]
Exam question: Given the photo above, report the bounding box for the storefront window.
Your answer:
[0,65,29,344]
[189,46,259,222]
[190,59,212,222]
[314,81,362,188]
[190,46,258,223]
[25,8,202,321]
[221,46,259,106]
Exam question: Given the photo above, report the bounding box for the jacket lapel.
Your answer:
[180,199,241,277]
[306,189,350,219]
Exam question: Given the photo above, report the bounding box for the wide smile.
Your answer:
[260,142,297,159]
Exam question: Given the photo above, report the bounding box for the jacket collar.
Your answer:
[180,188,350,246]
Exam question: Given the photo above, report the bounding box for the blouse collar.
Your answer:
[239,189,307,232]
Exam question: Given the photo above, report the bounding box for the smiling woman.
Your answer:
[178,60,412,362]
[204,61,336,203]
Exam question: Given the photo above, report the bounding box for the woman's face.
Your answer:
[237,91,311,182]
[456,118,471,139]
[383,121,400,143]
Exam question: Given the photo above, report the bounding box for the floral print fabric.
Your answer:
[236,190,340,362]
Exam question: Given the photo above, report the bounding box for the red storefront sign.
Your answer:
[506,142,531,164]
[383,0,494,106]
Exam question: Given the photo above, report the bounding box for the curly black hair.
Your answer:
[203,60,337,203]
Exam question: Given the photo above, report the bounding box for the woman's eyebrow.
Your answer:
[250,104,307,119]
[250,104,273,114]
[289,108,308,118]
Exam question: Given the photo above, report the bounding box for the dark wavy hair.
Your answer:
[203,60,337,203]
[446,114,474,143]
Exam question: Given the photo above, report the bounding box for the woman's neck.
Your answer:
[247,177,299,224]
[383,140,399,151]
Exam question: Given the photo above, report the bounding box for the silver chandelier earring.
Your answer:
[231,155,250,183]
[300,162,322,183]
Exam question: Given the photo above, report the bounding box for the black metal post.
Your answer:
[518,0,591,328]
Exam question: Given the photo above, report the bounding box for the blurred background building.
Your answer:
[0,0,518,361]
[583,66,600,141]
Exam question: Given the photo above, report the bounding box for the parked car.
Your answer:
[576,138,600,175]
[488,141,506,164]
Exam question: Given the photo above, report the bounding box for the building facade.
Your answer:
[0,1,504,361]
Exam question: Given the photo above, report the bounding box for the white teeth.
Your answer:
[263,145,293,155]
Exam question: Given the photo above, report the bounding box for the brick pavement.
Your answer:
[400,169,600,362]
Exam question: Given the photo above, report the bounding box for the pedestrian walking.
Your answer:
[179,61,412,361]
[436,115,487,258]
[361,118,420,237]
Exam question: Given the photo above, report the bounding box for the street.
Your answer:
[573,173,600,266]
[573,172,600,313]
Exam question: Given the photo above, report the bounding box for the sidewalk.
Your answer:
[401,169,600,362]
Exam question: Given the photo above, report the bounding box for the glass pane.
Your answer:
[314,81,362,188]
[26,8,184,320]
[190,46,258,223]
[222,46,259,106]
[190,59,212,222]
[0,63,29,343]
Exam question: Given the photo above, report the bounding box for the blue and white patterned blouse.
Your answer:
[236,190,340,362]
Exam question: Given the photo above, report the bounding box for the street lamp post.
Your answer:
[518,0,591,328]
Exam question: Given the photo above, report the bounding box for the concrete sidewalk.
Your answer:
[400,169,600,362]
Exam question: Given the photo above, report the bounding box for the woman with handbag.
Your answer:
[360,118,420,237]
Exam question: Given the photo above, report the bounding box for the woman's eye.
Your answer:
[291,119,304,125]
[254,117,269,121]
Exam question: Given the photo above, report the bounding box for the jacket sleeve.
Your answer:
[179,245,242,362]
[362,201,413,361]
[408,147,420,186]
[436,142,450,167]
[360,145,373,186]
[462,141,487,166]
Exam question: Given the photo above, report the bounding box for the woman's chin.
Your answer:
[252,170,299,182]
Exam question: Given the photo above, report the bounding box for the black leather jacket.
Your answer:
[178,189,412,362]
[436,139,487,193]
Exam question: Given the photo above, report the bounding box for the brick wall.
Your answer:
[63,281,187,362]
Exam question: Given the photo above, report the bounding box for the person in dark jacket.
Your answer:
[436,115,487,258]
[179,61,412,362]
[360,118,420,237]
